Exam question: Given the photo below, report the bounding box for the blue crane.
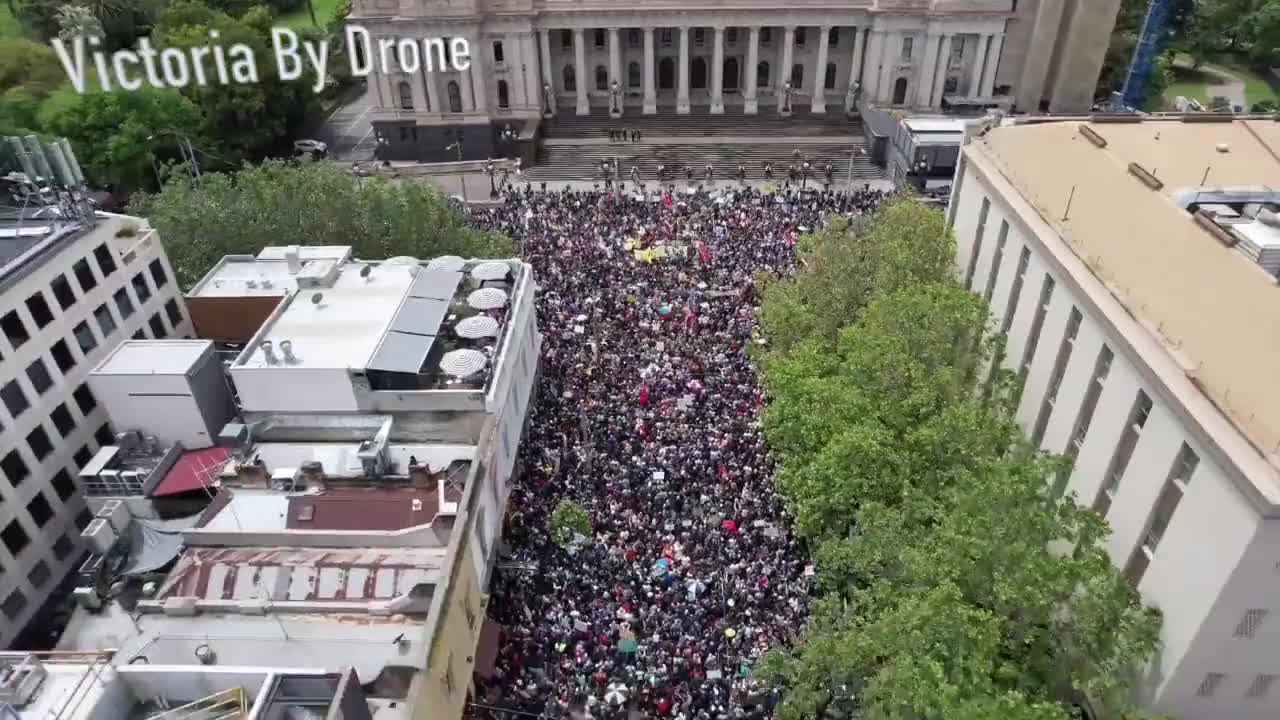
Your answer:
[1119,0,1175,109]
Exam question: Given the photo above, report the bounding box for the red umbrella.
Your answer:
[722,519,738,533]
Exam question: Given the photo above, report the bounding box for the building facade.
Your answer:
[949,116,1280,719]
[0,212,191,646]
[350,0,1122,161]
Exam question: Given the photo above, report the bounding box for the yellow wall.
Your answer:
[415,532,484,720]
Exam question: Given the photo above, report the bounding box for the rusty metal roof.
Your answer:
[285,486,455,531]
[156,546,447,603]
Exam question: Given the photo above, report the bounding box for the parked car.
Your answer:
[294,139,328,159]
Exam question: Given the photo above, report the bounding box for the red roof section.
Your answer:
[151,447,231,497]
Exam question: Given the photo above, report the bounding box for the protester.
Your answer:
[466,185,887,720]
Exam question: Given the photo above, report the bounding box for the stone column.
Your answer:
[779,25,794,113]
[931,34,952,107]
[710,26,725,113]
[811,25,830,113]
[461,69,476,112]
[877,32,898,103]
[471,40,488,112]
[1017,0,1065,111]
[423,63,442,112]
[677,26,690,114]
[862,30,883,102]
[574,28,589,115]
[968,33,989,97]
[980,32,1004,97]
[916,32,941,108]
[609,27,622,116]
[848,26,865,88]
[539,30,555,115]
[642,28,657,114]
[744,26,760,114]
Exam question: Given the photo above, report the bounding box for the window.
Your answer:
[2,520,30,556]
[28,560,50,589]
[74,447,93,469]
[1232,608,1268,639]
[594,29,605,48]
[628,61,641,88]
[1093,391,1153,515]
[824,63,837,90]
[1,590,27,621]
[627,29,639,48]
[398,81,413,109]
[149,313,167,338]
[1,450,29,487]
[561,29,571,49]
[660,29,672,47]
[93,243,117,277]
[76,508,93,531]
[73,383,97,415]
[26,292,53,329]
[113,287,135,320]
[148,258,168,289]
[1002,248,1031,334]
[562,66,576,92]
[49,339,75,375]
[95,423,115,447]
[828,27,839,46]
[1030,308,1081,447]
[1126,443,1199,583]
[492,40,504,63]
[795,27,806,46]
[73,258,97,292]
[94,304,117,338]
[164,299,183,327]
[27,426,53,461]
[1246,674,1277,699]
[1,380,29,419]
[51,274,76,310]
[26,493,52,528]
[983,221,1009,302]
[1,310,30,349]
[967,198,990,288]
[73,320,97,354]
[693,28,705,46]
[760,27,772,44]
[1018,276,1055,376]
[131,273,151,303]
[595,65,608,90]
[757,61,770,88]
[790,64,803,87]
[50,404,75,438]
[52,469,77,502]
[727,28,738,45]
[25,359,52,396]
[53,534,75,560]
[1195,673,1225,697]
[901,36,914,60]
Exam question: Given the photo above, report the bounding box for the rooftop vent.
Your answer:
[261,340,279,365]
[280,339,299,365]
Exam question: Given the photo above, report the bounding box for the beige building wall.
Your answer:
[1048,0,1125,111]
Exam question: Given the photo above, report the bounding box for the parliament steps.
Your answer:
[523,142,884,182]
[543,106,860,139]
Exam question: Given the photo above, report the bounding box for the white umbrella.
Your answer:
[439,349,487,377]
[468,287,509,310]
[455,315,500,339]
[470,261,510,281]
[427,255,465,271]
[604,682,628,706]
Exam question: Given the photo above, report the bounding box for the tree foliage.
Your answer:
[130,160,514,288]
[755,198,1163,720]
[550,499,591,547]
[0,38,66,136]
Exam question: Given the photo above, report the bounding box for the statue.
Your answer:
[846,81,861,114]
[543,83,556,116]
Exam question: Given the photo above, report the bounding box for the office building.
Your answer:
[0,210,190,646]
[949,114,1280,719]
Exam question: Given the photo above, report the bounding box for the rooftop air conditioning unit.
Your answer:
[0,654,49,706]
[96,499,133,532]
[438,478,459,515]
[270,467,302,491]
[81,518,118,555]
[72,586,103,611]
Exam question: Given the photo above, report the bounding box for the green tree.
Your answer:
[38,85,205,189]
[0,38,66,137]
[130,160,514,288]
[549,499,591,547]
[152,2,320,163]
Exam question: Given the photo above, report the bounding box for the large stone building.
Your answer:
[351,0,1123,162]
[949,115,1280,719]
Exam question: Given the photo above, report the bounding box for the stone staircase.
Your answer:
[543,105,860,139]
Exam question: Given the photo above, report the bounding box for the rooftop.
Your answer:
[95,340,213,376]
[188,246,353,298]
[972,117,1280,492]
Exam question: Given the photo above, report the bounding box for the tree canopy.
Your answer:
[130,160,515,288]
[754,198,1163,720]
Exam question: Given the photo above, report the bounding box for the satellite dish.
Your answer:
[311,292,323,305]
[360,264,373,278]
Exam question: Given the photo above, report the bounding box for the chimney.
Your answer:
[279,339,299,365]
[285,245,302,274]
[260,340,278,365]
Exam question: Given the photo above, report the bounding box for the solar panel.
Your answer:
[409,269,463,300]
[391,297,450,337]
[367,331,436,374]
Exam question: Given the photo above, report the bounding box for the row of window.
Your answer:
[1,383,106,489]
[559,26,842,51]
[971,196,1197,589]
[1,297,184,426]
[0,517,89,623]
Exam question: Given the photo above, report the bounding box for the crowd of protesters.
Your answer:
[465,184,887,720]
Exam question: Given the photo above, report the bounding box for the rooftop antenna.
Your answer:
[1062,185,1076,221]
[7,136,38,181]
[1201,165,1211,186]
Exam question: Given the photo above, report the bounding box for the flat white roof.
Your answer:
[256,245,352,261]
[1234,217,1280,248]
[904,117,969,133]
[239,442,475,478]
[94,339,211,375]
[202,493,290,531]
[191,258,326,298]
[239,263,418,370]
